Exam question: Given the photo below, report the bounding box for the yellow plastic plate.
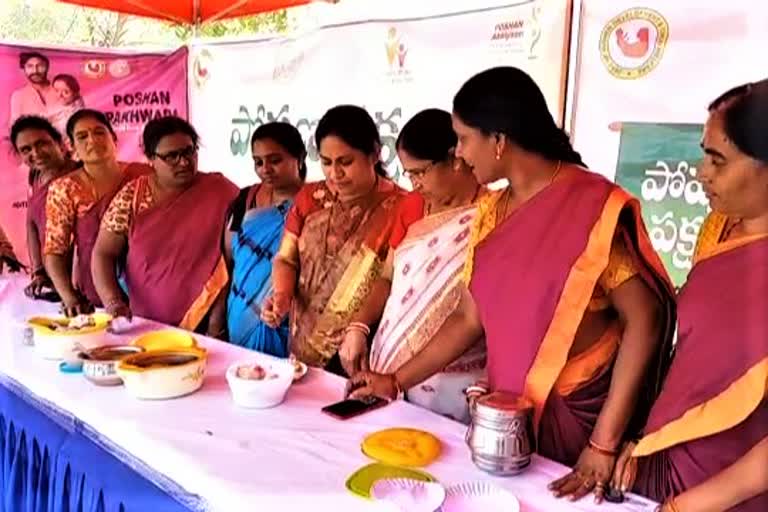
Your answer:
[345,463,436,499]
[130,329,197,351]
[362,428,442,467]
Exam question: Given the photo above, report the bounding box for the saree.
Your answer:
[125,172,238,329]
[227,185,291,357]
[631,213,768,510]
[370,198,486,423]
[289,179,404,369]
[468,168,676,466]
[72,163,150,306]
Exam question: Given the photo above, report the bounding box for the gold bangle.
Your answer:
[346,322,371,337]
[589,438,619,456]
[667,497,681,512]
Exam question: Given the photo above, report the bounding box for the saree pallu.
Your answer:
[631,216,768,510]
[227,198,291,357]
[125,173,238,329]
[74,163,150,306]
[469,169,675,467]
[291,182,404,369]
[370,204,486,423]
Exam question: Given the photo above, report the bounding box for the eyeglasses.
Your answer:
[154,145,198,165]
[403,162,436,180]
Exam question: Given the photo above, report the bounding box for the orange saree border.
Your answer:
[632,212,768,457]
[523,188,671,427]
[178,256,229,331]
[633,357,768,457]
[695,212,768,264]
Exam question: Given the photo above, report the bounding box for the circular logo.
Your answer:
[599,8,669,80]
[82,59,106,79]
[108,59,131,78]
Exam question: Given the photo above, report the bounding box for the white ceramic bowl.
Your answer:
[226,357,294,408]
[117,348,207,400]
[28,313,111,361]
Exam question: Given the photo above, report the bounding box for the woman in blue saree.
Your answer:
[223,122,306,356]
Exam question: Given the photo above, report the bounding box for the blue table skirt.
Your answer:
[0,375,208,512]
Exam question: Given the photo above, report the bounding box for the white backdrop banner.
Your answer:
[189,0,571,187]
[571,0,768,287]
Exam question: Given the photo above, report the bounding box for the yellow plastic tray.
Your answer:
[345,463,436,499]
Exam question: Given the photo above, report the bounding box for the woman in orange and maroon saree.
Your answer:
[91,117,238,335]
[44,109,151,316]
[348,67,676,502]
[261,105,405,375]
[612,81,768,512]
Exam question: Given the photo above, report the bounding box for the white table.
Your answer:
[0,275,657,512]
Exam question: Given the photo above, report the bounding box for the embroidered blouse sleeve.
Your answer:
[44,177,78,255]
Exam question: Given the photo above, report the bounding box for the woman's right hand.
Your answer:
[339,329,369,376]
[106,298,132,322]
[61,292,94,318]
[260,292,291,328]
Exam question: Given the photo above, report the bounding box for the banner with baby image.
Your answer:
[0,44,188,266]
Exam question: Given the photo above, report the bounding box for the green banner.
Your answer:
[614,122,709,288]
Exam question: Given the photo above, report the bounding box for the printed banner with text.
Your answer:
[0,44,188,266]
[572,0,768,284]
[189,0,570,187]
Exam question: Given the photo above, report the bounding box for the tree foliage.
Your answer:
[0,0,291,48]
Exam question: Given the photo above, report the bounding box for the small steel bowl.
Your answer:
[79,345,145,386]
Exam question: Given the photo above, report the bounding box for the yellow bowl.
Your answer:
[130,329,197,351]
[117,347,207,400]
[27,313,112,360]
[27,313,112,337]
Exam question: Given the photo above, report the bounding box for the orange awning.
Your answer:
[56,0,326,25]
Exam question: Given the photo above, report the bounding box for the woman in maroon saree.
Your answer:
[44,109,151,316]
[612,80,768,511]
[92,117,238,335]
[11,115,76,299]
[349,67,676,502]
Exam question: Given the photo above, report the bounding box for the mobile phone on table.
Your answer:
[321,396,389,420]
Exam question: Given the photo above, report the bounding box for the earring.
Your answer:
[495,152,501,161]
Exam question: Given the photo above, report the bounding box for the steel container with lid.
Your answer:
[465,391,535,475]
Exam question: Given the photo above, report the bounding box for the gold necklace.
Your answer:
[497,160,562,222]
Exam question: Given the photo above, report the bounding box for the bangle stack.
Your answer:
[588,438,619,457]
[345,322,371,337]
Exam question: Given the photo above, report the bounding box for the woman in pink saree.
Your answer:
[91,117,238,334]
[340,109,486,423]
[349,67,676,502]
[611,80,768,512]
[11,115,77,299]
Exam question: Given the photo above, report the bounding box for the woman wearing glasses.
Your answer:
[44,109,152,316]
[339,109,487,423]
[92,116,238,335]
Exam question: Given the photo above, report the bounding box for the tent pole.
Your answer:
[193,0,201,37]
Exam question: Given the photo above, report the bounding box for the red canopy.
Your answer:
[56,0,326,25]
